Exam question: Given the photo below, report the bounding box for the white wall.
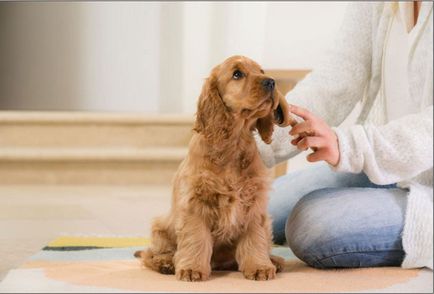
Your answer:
[79,2,161,112]
[0,2,160,112]
[263,2,347,69]
[0,2,348,113]
[180,2,348,113]
[0,3,86,111]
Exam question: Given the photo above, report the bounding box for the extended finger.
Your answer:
[291,130,316,145]
[290,121,315,136]
[306,149,329,162]
[291,136,303,145]
[297,136,325,151]
[289,104,314,121]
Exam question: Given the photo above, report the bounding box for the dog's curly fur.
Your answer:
[136,56,295,282]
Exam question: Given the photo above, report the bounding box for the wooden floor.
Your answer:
[0,185,172,281]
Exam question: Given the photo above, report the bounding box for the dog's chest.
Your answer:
[198,173,266,241]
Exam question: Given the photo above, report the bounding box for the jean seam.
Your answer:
[315,249,405,263]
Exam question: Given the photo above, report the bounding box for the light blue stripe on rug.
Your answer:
[271,246,297,260]
[30,246,144,261]
[30,245,297,262]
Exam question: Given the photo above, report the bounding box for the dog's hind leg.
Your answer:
[270,254,285,273]
[140,250,175,275]
[136,215,176,275]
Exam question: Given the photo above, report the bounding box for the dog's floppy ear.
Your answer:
[256,112,274,144]
[193,66,232,142]
[272,88,297,128]
[256,87,297,145]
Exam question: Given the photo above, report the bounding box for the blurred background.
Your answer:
[0,1,347,113]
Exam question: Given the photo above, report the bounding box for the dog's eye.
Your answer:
[232,70,244,80]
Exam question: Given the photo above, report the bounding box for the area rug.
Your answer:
[0,236,432,293]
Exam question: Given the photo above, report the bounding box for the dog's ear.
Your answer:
[256,87,297,145]
[256,113,274,144]
[273,88,297,127]
[193,66,232,141]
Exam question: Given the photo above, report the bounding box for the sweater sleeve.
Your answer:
[332,106,433,185]
[256,2,374,167]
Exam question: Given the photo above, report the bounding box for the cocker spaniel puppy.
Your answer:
[136,55,295,281]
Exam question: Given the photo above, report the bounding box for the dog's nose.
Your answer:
[262,78,275,92]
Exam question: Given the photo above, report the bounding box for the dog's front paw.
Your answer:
[176,268,209,282]
[242,264,276,281]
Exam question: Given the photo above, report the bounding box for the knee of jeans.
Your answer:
[284,189,335,268]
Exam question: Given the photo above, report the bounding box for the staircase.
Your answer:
[0,70,307,185]
[0,110,294,185]
[0,111,293,185]
[0,111,194,185]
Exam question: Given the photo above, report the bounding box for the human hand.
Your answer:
[288,104,340,166]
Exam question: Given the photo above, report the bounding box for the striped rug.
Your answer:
[0,236,432,293]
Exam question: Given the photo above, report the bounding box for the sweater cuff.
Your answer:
[330,125,365,173]
[401,184,434,270]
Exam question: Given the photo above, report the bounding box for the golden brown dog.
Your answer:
[136,55,295,281]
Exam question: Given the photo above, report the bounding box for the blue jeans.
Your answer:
[268,162,407,268]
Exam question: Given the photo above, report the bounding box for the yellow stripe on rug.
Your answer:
[47,236,150,248]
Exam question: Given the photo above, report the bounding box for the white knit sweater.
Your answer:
[256,2,433,269]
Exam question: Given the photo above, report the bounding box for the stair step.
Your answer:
[0,111,195,148]
[0,147,188,161]
[0,111,286,185]
[0,111,195,124]
[0,147,188,185]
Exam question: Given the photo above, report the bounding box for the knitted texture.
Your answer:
[256,2,433,269]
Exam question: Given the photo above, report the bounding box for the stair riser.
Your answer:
[0,123,194,148]
[0,160,182,185]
